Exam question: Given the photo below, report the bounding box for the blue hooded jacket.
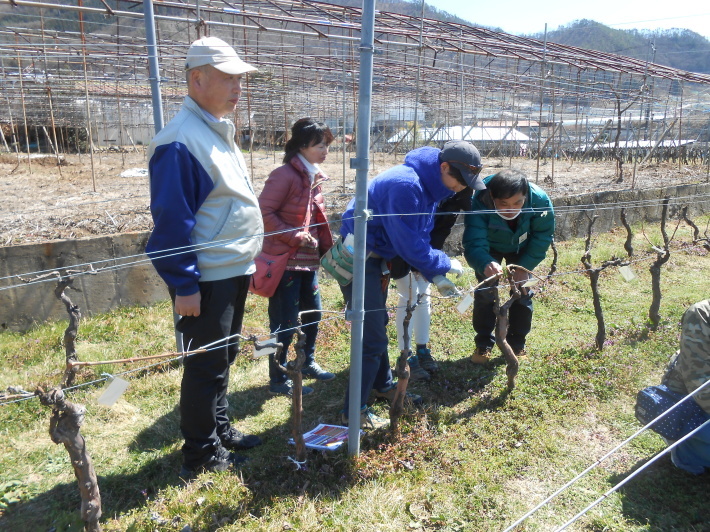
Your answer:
[340,146,454,281]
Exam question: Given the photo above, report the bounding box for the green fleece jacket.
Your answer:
[463,176,555,274]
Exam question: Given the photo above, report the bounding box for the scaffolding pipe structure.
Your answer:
[143,0,164,133]
[1,1,710,180]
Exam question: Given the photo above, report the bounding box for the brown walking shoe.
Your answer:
[470,347,491,364]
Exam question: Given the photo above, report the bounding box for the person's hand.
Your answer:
[296,231,317,248]
[432,275,461,297]
[175,292,201,317]
[448,257,464,277]
[483,261,503,278]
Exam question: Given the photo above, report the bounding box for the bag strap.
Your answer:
[303,181,315,230]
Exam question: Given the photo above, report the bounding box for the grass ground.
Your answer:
[0,217,708,531]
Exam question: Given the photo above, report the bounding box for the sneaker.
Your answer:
[407,356,431,382]
[373,383,423,407]
[219,426,262,450]
[269,379,314,396]
[514,349,527,360]
[471,347,491,364]
[301,362,335,381]
[416,347,439,373]
[179,445,247,481]
[341,406,390,430]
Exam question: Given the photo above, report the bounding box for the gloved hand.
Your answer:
[448,257,464,277]
[432,275,461,297]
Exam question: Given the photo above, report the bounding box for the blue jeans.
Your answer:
[268,270,322,385]
[671,420,710,475]
[473,250,534,353]
[340,257,394,411]
[171,275,249,469]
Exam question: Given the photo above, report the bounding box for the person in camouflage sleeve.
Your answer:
[661,299,710,474]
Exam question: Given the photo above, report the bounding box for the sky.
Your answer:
[423,0,710,40]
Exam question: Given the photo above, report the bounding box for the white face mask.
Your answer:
[496,209,521,221]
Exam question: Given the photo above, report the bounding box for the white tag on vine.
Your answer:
[456,292,474,314]
[522,278,538,288]
[97,377,130,407]
[619,265,636,281]
[253,335,280,358]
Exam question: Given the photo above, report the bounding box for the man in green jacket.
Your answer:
[463,169,555,362]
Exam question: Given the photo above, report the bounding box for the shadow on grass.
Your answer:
[0,364,358,529]
[610,454,710,530]
[0,451,182,531]
[417,353,513,413]
[1,353,519,530]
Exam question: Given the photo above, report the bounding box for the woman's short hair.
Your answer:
[283,118,334,163]
[486,169,529,199]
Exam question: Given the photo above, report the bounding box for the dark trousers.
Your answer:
[340,257,394,412]
[171,275,249,469]
[473,250,533,353]
[267,269,322,384]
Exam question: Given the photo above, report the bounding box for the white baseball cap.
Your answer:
[185,36,257,75]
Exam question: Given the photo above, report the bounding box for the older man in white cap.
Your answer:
[146,36,263,480]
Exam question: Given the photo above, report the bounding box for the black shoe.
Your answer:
[407,355,431,382]
[416,347,439,373]
[220,426,262,450]
[179,445,247,481]
[373,383,423,407]
[269,379,314,396]
[301,362,335,381]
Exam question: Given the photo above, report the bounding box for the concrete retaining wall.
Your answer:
[1,182,708,333]
[0,232,167,333]
[443,182,710,255]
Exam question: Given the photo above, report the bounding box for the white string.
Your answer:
[503,378,710,531]
[556,414,710,530]
[2,193,706,290]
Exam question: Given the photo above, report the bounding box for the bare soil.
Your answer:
[1,148,707,246]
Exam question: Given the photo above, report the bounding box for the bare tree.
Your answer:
[620,208,634,257]
[493,277,520,390]
[390,296,420,436]
[547,237,558,278]
[36,387,102,532]
[273,328,307,463]
[647,197,674,329]
[581,215,626,349]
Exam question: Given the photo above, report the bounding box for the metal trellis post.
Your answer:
[347,0,376,456]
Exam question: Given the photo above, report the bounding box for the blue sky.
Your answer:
[423,0,710,40]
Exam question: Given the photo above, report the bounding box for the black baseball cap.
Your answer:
[440,140,484,190]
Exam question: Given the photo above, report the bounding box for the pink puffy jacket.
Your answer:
[258,156,334,257]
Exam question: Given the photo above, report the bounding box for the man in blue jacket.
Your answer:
[339,140,484,429]
[146,36,264,479]
[463,169,554,363]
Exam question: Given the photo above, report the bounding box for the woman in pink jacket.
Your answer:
[258,118,336,396]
